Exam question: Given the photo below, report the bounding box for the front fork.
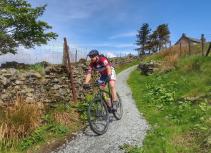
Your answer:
[101,91,112,108]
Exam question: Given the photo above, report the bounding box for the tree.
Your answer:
[156,24,170,51]
[0,0,58,55]
[147,30,159,53]
[136,23,151,56]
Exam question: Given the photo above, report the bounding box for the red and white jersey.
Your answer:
[87,56,112,75]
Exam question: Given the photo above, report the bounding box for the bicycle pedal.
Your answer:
[108,108,113,113]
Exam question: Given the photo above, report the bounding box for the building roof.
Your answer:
[175,33,201,45]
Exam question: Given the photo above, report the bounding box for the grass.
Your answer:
[144,43,210,63]
[19,103,82,153]
[115,58,140,74]
[0,95,83,153]
[16,63,45,75]
[28,63,45,74]
[127,55,211,153]
[0,94,42,152]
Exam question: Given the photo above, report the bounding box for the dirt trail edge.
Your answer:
[52,65,148,153]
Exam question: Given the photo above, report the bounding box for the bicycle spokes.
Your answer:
[88,99,109,135]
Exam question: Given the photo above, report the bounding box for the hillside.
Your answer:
[127,46,211,153]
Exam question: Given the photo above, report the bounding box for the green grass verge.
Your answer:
[115,59,140,74]
[127,56,211,153]
[17,63,45,74]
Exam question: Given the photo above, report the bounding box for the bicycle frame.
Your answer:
[82,79,113,107]
[96,81,113,105]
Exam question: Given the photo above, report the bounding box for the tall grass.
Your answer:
[0,94,43,151]
[144,43,209,73]
[28,63,45,74]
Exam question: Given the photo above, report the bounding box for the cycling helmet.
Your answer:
[87,49,99,57]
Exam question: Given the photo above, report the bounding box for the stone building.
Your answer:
[175,33,201,46]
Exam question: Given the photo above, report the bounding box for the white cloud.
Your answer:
[100,49,137,58]
[114,43,136,48]
[0,39,85,65]
[105,52,117,58]
[109,32,136,39]
[33,0,122,22]
[80,42,135,49]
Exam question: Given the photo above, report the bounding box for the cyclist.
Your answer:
[83,49,118,111]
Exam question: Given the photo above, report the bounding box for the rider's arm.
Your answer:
[84,73,91,84]
[101,57,112,78]
[106,65,112,76]
[84,65,92,84]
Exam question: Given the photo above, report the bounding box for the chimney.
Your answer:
[182,33,186,37]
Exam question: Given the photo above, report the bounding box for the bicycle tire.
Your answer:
[88,98,109,135]
[113,93,123,120]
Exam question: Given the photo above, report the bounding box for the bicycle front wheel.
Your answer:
[88,98,109,135]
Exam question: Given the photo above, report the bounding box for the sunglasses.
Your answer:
[89,55,96,58]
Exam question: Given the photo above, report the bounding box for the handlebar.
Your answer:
[83,78,110,90]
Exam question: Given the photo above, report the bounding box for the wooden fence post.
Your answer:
[169,41,172,52]
[75,49,78,62]
[201,34,205,56]
[188,39,191,55]
[206,42,211,56]
[62,46,67,65]
[64,38,77,103]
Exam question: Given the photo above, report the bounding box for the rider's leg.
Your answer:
[109,80,118,111]
[109,80,118,102]
[109,67,118,103]
[99,75,112,107]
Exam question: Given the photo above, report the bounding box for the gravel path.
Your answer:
[52,65,148,153]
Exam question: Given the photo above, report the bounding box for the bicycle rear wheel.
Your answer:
[113,93,123,120]
[88,98,109,135]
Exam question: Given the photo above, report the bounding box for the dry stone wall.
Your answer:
[0,64,85,106]
[0,56,137,106]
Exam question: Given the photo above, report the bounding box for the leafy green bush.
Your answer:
[20,126,46,150]
[19,123,68,151]
[144,76,209,126]
[75,101,89,121]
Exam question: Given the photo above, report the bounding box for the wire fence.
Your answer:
[0,41,136,66]
[205,34,211,42]
[0,47,86,66]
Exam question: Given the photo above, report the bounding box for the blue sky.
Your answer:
[25,0,211,56]
[2,0,210,65]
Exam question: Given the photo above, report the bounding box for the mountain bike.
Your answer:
[83,79,123,135]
